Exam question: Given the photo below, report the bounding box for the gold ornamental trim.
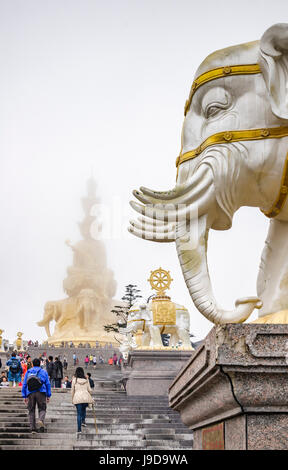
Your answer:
[176,126,288,219]
[184,64,261,116]
[152,299,176,325]
[176,126,288,168]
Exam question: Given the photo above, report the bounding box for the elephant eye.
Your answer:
[201,89,231,119]
[206,105,221,118]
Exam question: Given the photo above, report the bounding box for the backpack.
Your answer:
[27,370,42,392]
[9,358,21,374]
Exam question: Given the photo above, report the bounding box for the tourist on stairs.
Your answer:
[22,358,51,434]
[6,352,23,387]
[71,367,93,436]
[53,357,63,388]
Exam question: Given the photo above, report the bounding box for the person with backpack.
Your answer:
[72,367,93,436]
[6,352,23,387]
[21,358,51,433]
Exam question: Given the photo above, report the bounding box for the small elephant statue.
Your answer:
[123,303,193,350]
[130,23,288,325]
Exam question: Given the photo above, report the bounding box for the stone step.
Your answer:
[47,405,177,411]
[74,439,191,448]
[46,408,175,414]
[45,418,173,425]
[71,440,150,448]
[41,424,190,433]
[0,438,75,446]
[142,433,192,441]
[0,408,27,413]
[0,415,28,420]
[46,412,173,419]
[0,374,192,451]
[0,432,76,439]
[0,445,74,450]
[75,434,141,441]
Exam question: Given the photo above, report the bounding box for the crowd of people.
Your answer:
[0,351,122,389]
[0,349,123,435]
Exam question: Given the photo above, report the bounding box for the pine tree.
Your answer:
[104,284,142,333]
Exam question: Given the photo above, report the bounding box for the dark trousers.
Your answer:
[75,403,88,432]
[27,392,47,431]
[54,378,62,388]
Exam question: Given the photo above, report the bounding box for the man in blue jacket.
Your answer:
[6,352,23,387]
[22,357,51,433]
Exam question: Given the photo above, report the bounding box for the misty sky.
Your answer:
[0,0,287,343]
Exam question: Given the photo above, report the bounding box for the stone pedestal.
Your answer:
[169,324,288,450]
[126,349,192,396]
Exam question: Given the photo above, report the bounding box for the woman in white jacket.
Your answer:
[72,367,93,434]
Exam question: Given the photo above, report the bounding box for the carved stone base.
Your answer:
[126,349,193,396]
[169,324,288,450]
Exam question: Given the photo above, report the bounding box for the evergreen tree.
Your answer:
[104,284,142,333]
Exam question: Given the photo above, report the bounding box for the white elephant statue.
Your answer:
[129,23,288,325]
[121,303,193,350]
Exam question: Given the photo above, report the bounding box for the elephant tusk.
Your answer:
[139,165,209,202]
[130,218,175,233]
[128,224,176,242]
[133,170,213,207]
[129,185,215,223]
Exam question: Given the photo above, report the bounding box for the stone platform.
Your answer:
[126,349,193,396]
[169,324,288,450]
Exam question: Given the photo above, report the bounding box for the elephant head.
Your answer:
[129,24,288,324]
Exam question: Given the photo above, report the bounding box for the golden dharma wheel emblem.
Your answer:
[148,267,173,296]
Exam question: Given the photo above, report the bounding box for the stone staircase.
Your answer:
[0,386,193,450]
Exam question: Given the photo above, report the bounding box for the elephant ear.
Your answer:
[259,23,288,119]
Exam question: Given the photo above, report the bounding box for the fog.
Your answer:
[0,0,286,343]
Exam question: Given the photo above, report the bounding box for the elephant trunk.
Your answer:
[176,215,261,324]
[37,319,51,338]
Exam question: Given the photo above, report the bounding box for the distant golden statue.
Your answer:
[38,178,120,346]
